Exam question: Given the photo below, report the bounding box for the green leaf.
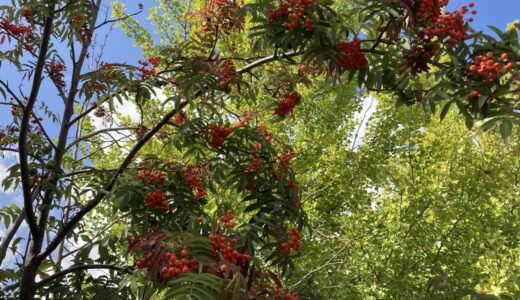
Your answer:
[500,119,513,139]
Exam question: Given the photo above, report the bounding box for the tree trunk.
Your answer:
[18,242,42,300]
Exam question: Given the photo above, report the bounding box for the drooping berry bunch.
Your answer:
[219,209,237,228]
[244,142,264,174]
[208,112,253,147]
[71,16,91,45]
[271,286,300,300]
[219,59,237,87]
[280,228,302,254]
[275,149,296,174]
[0,17,34,51]
[335,40,368,71]
[421,3,476,48]
[136,248,164,271]
[135,241,198,282]
[209,233,250,273]
[181,164,207,201]
[160,250,199,279]
[258,124,274,144]
[469,52,513,83]
[144,189,169,211]
[274,91,300,117]
[172,110,187,126]
[138,56,161,78]
[231,111,254,129]
[208,124,233,148]
[408,1,476,74]
[246,155,264,173]
[9,100,19,116]
[47,62,66,87]
[267,0,315,32]
[190,0,244,34]
[138,169,167,186]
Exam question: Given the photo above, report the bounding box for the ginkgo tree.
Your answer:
[0,0,518,299]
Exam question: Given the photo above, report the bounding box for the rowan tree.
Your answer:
[0,0,518,299]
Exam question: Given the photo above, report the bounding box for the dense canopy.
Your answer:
[0,0,518,299]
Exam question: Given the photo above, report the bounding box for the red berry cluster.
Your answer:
[267,0,315,32]
[190,0,244,33]
[416,0,448,23]
[144,189,169,211]
[246,155,264,173]
[275,149,296,174]
[231,111,254,129]
[138,169,167,186]
[335,40,368,71]
[219,209,237,228]
[9,100,19,116]
[160,250,199,279]
[136,247,198,281]
[425,6,475,48]
[0,17,34,51]
[172,111,187,125]
[208,123,232,148]
[219,59,237,86]
[416,1,476,48]
[209,234,250,271]
[272,286,300,300]
[138,56,161,78]
[136,248,163,271]
[181,164,207,201]
[47,62,66,87]
[258,124,274,144]
[469,52,513,83]
[71,16,91,45]
[408,1,475,74]
[274,91,300,117]
[245,142,264,173]
[280,228,302,254]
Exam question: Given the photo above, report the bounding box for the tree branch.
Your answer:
[19,9,56,241]
[64,127,136,151]
[34,264,133,289]
[39,100,189,260]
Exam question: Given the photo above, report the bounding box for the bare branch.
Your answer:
[64,127,136,151]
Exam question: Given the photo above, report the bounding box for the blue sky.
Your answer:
[0,0,519,268]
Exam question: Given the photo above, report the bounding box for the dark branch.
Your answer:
[19,10,56,240]
[35,264,133,289]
